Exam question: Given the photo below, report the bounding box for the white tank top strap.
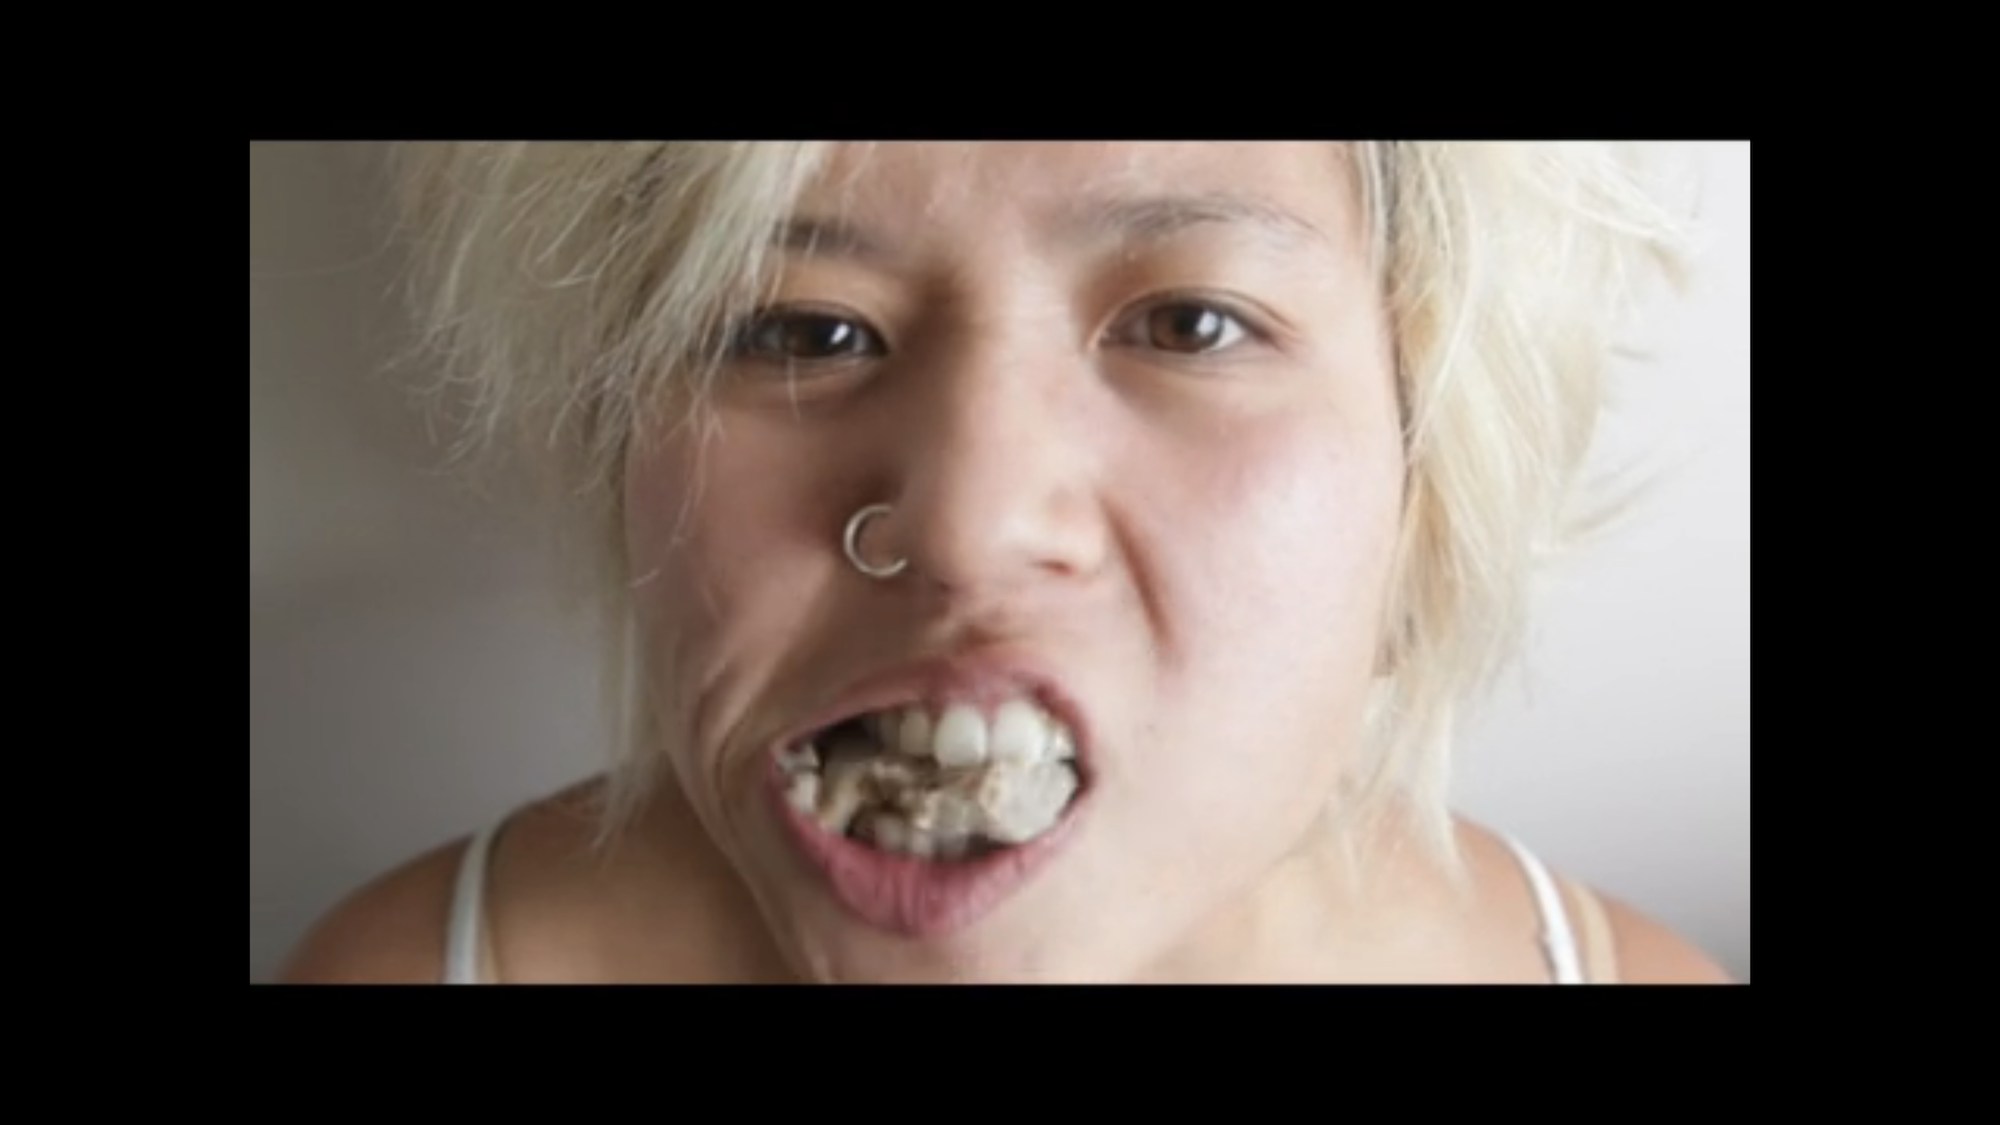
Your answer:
[1498,832,1588,985]
[443,819,503,985]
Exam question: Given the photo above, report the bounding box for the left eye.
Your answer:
[1113,300,1253,354]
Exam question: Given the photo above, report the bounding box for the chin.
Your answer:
[776,904,1133,985]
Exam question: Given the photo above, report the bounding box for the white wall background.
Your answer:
[248,141,1750,983]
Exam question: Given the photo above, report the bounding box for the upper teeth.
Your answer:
[863,699,1076,769]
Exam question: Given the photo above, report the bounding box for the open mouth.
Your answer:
[776,696,1087,864]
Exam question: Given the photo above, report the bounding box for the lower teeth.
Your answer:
[846,814,1009,861]
[789,732,1079,860]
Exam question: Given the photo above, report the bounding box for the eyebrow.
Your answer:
[774,215,891,261]
[1061,192,1333,252]
[772,191,1332,263]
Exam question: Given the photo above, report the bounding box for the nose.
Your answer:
[866,328,1107,603]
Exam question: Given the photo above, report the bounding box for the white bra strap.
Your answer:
[1499,833,1587,985]
[443,821,501,985]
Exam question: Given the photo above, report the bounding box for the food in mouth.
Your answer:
[776,698,1081,862]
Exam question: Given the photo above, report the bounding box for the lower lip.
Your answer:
[768,763,1086,939]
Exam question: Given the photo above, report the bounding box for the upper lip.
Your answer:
[774,648,1095,779]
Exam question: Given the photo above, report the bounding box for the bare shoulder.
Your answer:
[1448,817,1735,985]
[274,836,468,984]
[1592,888,1737,984]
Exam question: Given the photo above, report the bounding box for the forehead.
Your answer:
[795,141,1362,255]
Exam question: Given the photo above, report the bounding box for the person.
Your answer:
[278,141,1735,984]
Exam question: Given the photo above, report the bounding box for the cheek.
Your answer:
[620,434,821,763]
[623,441,717,642]
[1163,415,1401,652]
[1134,409,1401,787]
[625,417,844,618]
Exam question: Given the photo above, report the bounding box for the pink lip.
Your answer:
[769,766,1088,938]
[764,651,1096,938]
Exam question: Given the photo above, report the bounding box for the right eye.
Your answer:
[730,308,886,363]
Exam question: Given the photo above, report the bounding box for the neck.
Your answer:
[1129,799,1444,984]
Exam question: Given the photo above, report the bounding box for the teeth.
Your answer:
[777,742,821,776]
[817,762,1077,858]
[789,695,1084,850]
[976,759,1079,845]
[1050,724,1074,762]
[863,813,907,852]
[901,828,937,860]
[903,789,982,838]
[932,703,988,768]
[815,697,1077,767]
[862,754,921,791]
[785,771,819,814]
[988,699,1050,766]
[817,755,872,834]
[858,812,939,859]
[897,709,933,759]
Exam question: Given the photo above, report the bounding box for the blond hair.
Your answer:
[388,141,1690,860]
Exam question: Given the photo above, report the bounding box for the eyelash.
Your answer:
[726,304,886,365]
[724,294,1271,370]
[1107,293,1270,356]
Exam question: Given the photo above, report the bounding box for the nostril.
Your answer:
[872,493,1106,597]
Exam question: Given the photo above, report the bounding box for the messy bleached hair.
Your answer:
[388,142,1690,864]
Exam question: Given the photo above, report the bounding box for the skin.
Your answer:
[279,143,1734,984]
